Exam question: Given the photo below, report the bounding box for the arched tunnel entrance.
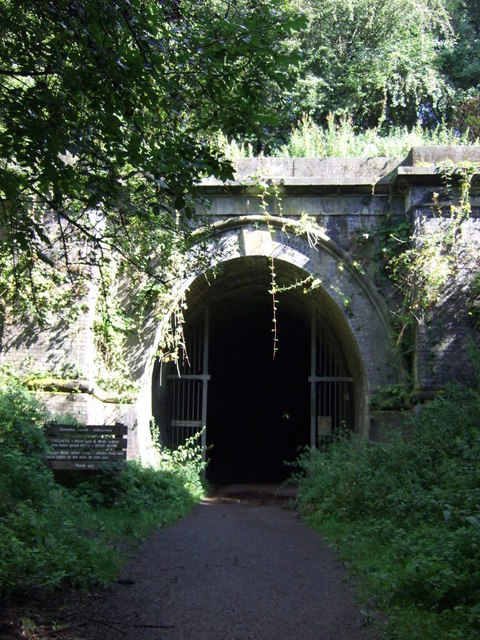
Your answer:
[152,256,358,484]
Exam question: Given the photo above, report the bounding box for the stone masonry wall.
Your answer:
[1,147,480,459]
[407,190,480,395]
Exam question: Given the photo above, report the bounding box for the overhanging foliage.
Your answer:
[0,0,302,321]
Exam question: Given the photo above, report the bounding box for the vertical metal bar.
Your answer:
[171,380,175,447]
[176,380,180,446]
[323,333,326,422]
[178,380,182,447]
[173,382,177,448]
[335,342,339,430]
[330,381,333,430]
[192,324,198,424]
[310,307,316,447]
[188,327,198,420]
[345,382,348,425]
[180,380,184,443]
[335,381,338,430]
[332,345,336,428]
[201,306,209,464]
[339,382,342,428]
[197,380,202,421]
[323,333,327,422]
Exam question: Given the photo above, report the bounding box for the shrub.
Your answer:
[0,369,204,597]
[217,115,477,160]
[295,385,480,639]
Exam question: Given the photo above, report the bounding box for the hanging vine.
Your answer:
[254,176,325,358]
[256,178,281,358]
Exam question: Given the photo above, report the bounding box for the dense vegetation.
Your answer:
[2,0,480,325]
[235,0,480,144]
[0,369,204,596]
[0,0,301,323]
[295,381,480,640]
[0,0,479,385]
[1,3,480,635]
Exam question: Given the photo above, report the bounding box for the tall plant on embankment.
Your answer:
[295,382,480,639]
[0,368,204,597]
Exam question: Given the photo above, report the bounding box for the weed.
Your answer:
[295,384,480,639]
[0,368,204,597]
[217,115,476,160]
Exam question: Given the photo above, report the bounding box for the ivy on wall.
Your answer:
[381,161,480,381]
[2,159,479,404]
[255,177,326,357]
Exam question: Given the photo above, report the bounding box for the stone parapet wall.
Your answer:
[199,147,480,396]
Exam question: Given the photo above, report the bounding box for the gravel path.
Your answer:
[77,491,381,640]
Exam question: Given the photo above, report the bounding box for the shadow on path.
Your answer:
[79,485,381,640]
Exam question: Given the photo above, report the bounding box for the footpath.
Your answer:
[73,485,381,640]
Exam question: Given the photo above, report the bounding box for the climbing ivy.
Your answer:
[0,203,89,329]
[256,178,282,357]
[382,160,480,361]
[467,271,480,330]
[92,258,139,401]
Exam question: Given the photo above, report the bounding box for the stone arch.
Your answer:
[193,215,399,401]
[137,216,400,471]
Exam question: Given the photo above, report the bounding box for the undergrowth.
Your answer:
[0,369,204,598]
[218,115,477,159]
[295,385,480,639]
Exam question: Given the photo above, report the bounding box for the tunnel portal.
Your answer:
[153,257,355,484]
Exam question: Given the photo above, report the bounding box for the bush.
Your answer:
[218,115,477,160]
[0,370,119,594]
[295,386,480,639]
[0,369,205,597]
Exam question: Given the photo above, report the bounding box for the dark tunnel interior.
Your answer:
[153,257,358,482]
[206,297,310,484]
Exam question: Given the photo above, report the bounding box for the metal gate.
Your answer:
[165,305,351,456]
[167,307,209,458]
[309,311,353,447]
